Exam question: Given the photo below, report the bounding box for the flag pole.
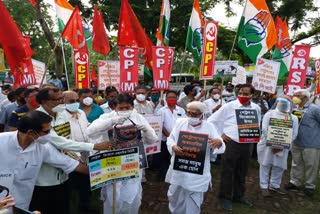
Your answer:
[61,40,70,90]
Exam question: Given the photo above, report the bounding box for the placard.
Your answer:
[143,114,163,155]
[98,60,120,91]
[53,122,71,138]
[315,59,320,96]
[152,46,171,90]
[232,65,247,86]
[235,109,260,143]
[88,147,139,190]
[173,131,208,175]
[108,124,148,169]
[32,59,46,86]
[252,58,280,94]
[266,118,293,149]
[214,61,238,76]
[0,172,13,199]
[119,47,139,93]
[74,49,90,89]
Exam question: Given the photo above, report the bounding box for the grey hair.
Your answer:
[294,89,310,100]
[187,101,207,113]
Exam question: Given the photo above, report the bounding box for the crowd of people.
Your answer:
[0,78,319,214]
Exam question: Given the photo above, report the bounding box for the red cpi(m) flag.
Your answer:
[92,5,110,56]
[61,6,87,51]
[90,65,98,86]
[28,0,37,6]
[118,0,154,70]
[0,1,36,87]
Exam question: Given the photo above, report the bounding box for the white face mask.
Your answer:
[117,110,132,118]
[83,97,93,106]
[66,102,80,112]
[52,104,66,113]
[136,94,146,102]
[188,116,202,126]
[212,94,220,100]
[35,134,51,144]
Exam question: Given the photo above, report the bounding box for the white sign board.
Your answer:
[252,58,280,94]
[214,61,238,76]
[98,60,120,91]
[143,114,163,155]
[32,59,46,86]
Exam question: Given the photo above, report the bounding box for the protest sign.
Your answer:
[108,124,148,169]
[152,46,171,90]
[315,59,320,96]
[74,49,90,89]
[285,45,311,96]
[143,114,163,155]
[32,59,46,86]
[88,147,139,190]
[119,47,139,93]
[214,61,238,76]
[235,109,260,143]
[53,122,71,138]
[173,131,208,175]
[0,172,13,199]
[200,21,218,80]
[266,118,293,149]
[0,49,5,72]
[98,60,120,91]
[232,65,247,86]
[252,58,280,94]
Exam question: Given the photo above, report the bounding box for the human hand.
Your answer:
[0,195,15,209]
[221,134,232,143]
[111,116,127,125]
[94,141,115,151]
[33,211,41,214]
[172,145,184,156]
[208,138,223,149]
[212,104,222,113]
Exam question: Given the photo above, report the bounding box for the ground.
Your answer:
[73,158,320,214]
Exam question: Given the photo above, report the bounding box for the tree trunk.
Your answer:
[35,0,64,77]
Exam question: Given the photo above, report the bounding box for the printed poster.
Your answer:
[173,131,208,175]
[88,147,139,190]
[235,109,260,143]
[214,61,238,76]
[266,118,293,149]
[32,59,46,86]
[98,60,120,91]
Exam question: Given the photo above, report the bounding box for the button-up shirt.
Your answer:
[203,98,225,118]
[207,99,261,142]
[134,100,154,114]
[0,131,78,210]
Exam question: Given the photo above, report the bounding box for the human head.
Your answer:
[150,89,160,103]
[78,88,93,107]
[183,84,195,97]
[17,111,52,144]
[226,82,234,92]
[115,93,134,112]
[275,95,292,113]
[186,101,206,126]
[135,85,147,102]
[209,87,221,101]
[51,74,57,79]
[24,88,39,109]
[166,90,178,107]
[7,91,16,102]
[63,91,80,113]
[15,86,27,105]
[36,87,64,113]
[238,84,255,106]
[293,89,310,107]
[105,86,119,102]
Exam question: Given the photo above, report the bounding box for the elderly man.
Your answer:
[285,89,320,197]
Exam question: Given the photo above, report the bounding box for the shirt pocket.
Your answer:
[19,163,39,180]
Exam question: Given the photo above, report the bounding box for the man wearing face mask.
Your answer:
[0,87,27,132]
[158,91,185,181]
[86,93,158,214]
[207,84,261,211]
[0,111,88,213]
[285,89,320,197]
[166,101,225,214]
[134,85,155,114]
[7,88,39,131]
[204,87,225,119]
[30,87,113,214]
[257,96,299,197]
[150,88,165,114]
[78,88,104,123]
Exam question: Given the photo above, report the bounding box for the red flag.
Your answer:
[61,6,87,51]
[118,0,154,70]
[28,0,37,6]
[90,65,98,86]
[92,5,110,56]
[275,16,291,51]
[0,1,36,88]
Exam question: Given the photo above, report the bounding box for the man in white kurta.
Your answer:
[257,97,298,196]
[166,101,225,214]
[86,93,158,214]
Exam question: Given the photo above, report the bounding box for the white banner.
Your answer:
[252,58,280,94]
[98,60,120,91]
[32,59,46,86]
[232,65,247,86]
[214,61,238,76]
[143,114,163,155]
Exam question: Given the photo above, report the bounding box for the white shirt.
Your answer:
[100,102,113,114]
[203,98,225,118]
[134,100,154,114]
[158,105,185,141]
[207,99,261,142]
[165,118,225,192]
[0,131,78,210]
[35,106,94,186]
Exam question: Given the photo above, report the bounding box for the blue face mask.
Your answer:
[66,102,80,113]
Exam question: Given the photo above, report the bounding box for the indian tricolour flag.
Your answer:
[55,0,92,51]
[237,0,277,63]
[272,16,293,79]
[156,0,170,46]
[185,0,204,65]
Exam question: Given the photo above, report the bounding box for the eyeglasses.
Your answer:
[186,111,202,117]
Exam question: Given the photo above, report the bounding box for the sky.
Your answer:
[45,0,319,58]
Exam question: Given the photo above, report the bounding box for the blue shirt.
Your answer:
[8,105,29,128]
[80,103,104,123]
